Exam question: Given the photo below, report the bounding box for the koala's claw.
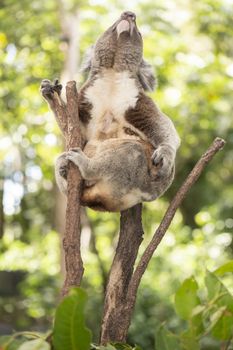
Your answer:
[56,154,68,179]
[152,149,163,167]
[59,165,68,179]
[40,79,62,100]
[152,145,174,176]
[66,148,81,161]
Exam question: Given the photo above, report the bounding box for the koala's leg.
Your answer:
[66,148,101,181]
[55,153,68,195]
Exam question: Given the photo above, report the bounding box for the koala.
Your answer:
[41,11,180,212]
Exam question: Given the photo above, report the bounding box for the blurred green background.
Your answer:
[0,0,232,349]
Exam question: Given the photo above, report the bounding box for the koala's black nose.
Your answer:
[121,11,136,21]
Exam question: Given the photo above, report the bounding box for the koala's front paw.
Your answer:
[66,148,84,165]
[152,145,175,177]
[40,79,62,100]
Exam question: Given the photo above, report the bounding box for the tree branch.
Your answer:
[50,91,68,137]
[100,204,144,344]
[50,82,84,296]
[127,137,226,301]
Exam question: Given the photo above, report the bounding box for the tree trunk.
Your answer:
[100,204,144,344]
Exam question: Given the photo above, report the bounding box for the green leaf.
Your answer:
[112,344,141,350]
[18,339,50,350]
[205,307,227,334]
[53,287,92,350]
[98,345,116,350]
[214,260,233,276]
[0,336,12,346]
[0,336,26,350]
[112,344,133,349]
[205,271,233,312]
[155,325,181,350]
[174,277,200,320]
[180,329,200,350]
[191,312,204,336]
[211,312,233,341]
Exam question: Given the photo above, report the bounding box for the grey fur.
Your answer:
[138,59,157,92]
[80,45,95,74]
[41,11,180,211]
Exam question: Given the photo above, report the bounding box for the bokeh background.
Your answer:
[0,0,232,349]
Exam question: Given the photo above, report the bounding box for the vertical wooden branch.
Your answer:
[47,82,84,296]
[100,204,144,344]
[62,81,84,296]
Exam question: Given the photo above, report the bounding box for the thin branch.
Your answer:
[127,137,226,301]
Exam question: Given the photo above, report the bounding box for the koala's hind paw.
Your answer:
[152,145,174,177]
[40,79,62,100]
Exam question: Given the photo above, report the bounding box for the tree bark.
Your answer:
[100,204,144,344]
[62,82,84,296]
[100,137,225,344]
[48,83,84,296]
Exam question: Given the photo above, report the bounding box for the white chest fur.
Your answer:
[84,70,139,140]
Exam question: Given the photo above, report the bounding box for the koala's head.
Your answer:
[81,11,156,91]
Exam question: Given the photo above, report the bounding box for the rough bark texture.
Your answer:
[50,82,84,296]
[100,204,144,344]
[62,82,84,296]
[100,137,225,344]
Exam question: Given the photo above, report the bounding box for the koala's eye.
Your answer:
[138,32,142,37]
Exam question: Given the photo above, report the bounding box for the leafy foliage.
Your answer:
[0,268,232,349]
[156,263,233,349]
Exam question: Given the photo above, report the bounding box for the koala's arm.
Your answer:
[126,93,180,174]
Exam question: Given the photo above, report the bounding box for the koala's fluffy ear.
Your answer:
[138,59,157,92]
[80,45,95,73]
